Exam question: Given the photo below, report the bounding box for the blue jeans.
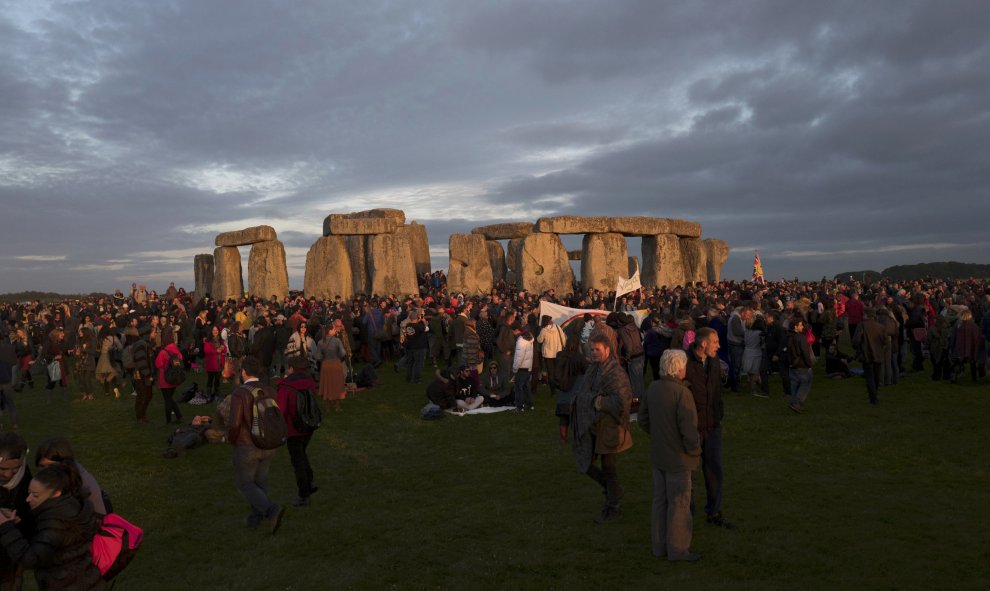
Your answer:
[514,368,532,409]
[728,344,744,390]
[691,427,723,517]
[406,348,426,383]
[789,367,813,406]
[232,445,278,524]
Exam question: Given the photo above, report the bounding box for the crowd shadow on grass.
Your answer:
[8,360,990,590]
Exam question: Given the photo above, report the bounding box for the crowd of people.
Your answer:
[0,271,988,571]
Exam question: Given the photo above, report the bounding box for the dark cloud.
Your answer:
[1,1,987,293]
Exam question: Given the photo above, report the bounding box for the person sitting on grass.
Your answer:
[478,361,513,407]
[454,365,484,412]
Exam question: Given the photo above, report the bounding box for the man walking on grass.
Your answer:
[227,356,285,533]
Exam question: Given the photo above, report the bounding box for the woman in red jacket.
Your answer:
[154,343,183,424]
[202,326,227,402]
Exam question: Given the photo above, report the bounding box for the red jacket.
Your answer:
[154,343,183,388]
[203,338,227,373]
[275,372,319,437]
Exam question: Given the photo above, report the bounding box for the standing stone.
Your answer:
[304,236,353,300]
[506,238,525,277]
[628,256,640,277]
[194,254,215,299]
[401,222,432,275]
[642,234,685,289]
[447,234,493,295]
[486,240,507,283]
[581,233,628,292]
[248,240,289,300]
[367,232,418,296]
[515,233,574,295]
[704,239,730,283]
[679,237,708,286]
[211,246,243,302]
[215,225,277,247]
[344,235,370,295]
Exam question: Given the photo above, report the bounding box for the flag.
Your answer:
[539,301,650,329]
[615,263,641,301]
[753,250,765,284]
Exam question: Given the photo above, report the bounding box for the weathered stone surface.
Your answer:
[679,238,708,286]
[367,232,418,295]
[470,222,535,240]
[536,216,611,235]
[515,233,574,295]
[211,246,243,301]
[248,240,289,299]
[344,235,370,295]
[400,222,431,275]
[704,239,730,283]
[486,240,506,283]
[215,225,277,247]
[194,254,214,298]
[581,233,628,291]
[505,271,518,287]
[567,249,583,261]
[326,217,400,235]
[642,234,685,289]
[322,209,406,236]
[304,236,353,300]
[535,216,702,237]
[506,238,525,275]
[628,256,640,277]
[447,234,493,295]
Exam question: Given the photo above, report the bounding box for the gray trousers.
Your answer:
[232,445,278,524]
[652,468,693,559]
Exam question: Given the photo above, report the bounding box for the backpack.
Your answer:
[164,351,186,385]
[227,333,246,357]
[248,387,287,449]
[91,513,144,581]
[283,383,322,433]
[121,344,135,370]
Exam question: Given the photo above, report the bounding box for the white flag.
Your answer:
[615,267,641,300]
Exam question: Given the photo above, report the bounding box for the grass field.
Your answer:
[10,359,989,591]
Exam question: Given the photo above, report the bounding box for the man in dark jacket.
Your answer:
[684,327,734,529]
[227,356,285,533]
[617,314,645,402]
[787,316,815,414]
[131,325,156,424]
[854,309,888,405]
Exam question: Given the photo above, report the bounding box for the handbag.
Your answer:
[221,358,235,379]
[47,360,62,382]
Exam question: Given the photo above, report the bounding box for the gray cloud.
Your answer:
[1,0,987,293]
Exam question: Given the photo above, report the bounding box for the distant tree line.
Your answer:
[0,291,107,303]
[834,261,990,283]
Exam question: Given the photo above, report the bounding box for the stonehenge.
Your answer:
[194,211,731,301]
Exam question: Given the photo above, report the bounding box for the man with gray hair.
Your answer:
[638,349,702,561]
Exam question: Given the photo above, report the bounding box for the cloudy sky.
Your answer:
[2,0,988,294]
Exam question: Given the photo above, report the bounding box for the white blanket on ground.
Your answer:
[446,406,515,416]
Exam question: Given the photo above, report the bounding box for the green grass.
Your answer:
[10,361,989,591]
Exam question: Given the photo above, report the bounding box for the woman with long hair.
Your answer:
[0,461,105,590]
[202,325,226,402]
[94,326,119,398]
[318,323,347,412]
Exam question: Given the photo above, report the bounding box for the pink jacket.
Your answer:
[203,338,227,373]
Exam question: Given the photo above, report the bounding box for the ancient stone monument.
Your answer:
[195,211,730,299]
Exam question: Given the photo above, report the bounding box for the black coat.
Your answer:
[0,495,105,590]
[684,348,723,433]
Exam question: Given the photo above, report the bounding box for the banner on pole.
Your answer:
[539,301,650,329]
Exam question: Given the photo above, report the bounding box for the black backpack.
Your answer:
[247,387,287,449]
[164,352,186,386]
[283,383,322,433]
